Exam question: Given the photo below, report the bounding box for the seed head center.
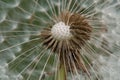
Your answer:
[51,22,72,40]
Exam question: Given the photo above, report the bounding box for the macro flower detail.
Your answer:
[0,0,120,80]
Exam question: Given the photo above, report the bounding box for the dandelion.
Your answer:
[0,0,120,80]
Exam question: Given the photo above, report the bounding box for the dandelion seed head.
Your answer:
[0,13,6,23]
[0,0,120,80]
[0,0,20,8]
[97,55,120,80]
[40,11,93,74]
[0,75,9,80]
[0,35,5,43]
